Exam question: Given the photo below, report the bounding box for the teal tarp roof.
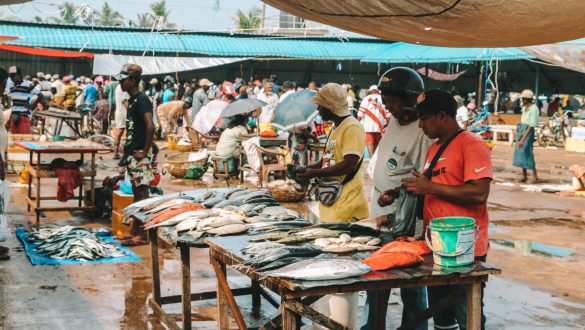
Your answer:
[361,42,534,64]
[0,20,390,60]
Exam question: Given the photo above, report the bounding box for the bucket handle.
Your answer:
[424,227,480,258]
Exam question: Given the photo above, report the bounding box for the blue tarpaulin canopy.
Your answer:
[361,42,534,64]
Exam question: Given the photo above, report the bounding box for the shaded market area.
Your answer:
[0,1,585,330]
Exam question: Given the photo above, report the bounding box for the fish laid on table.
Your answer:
[174,218,201,233]
[240,241,285,256]
[313,234,382,253]
[144,198,193,215]
[202,196,227,208]
[242,246,321,267]
[144,210,210,229]
[144,204,203,228]
[256,257,307,271]
[249,232,289,242]
[206,223,249,236]
[261,258,371,281]
[198,217,244,231]
[28,226,127,261]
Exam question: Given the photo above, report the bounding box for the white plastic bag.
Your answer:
[0,180,11,242]
[366,148,379,179]
[242,137,261,171]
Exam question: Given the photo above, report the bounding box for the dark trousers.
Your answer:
[361,287,428,330]
[428,255,487,330]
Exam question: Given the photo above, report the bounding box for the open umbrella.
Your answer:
[272,90,318,131]
[193,100,228,134]
[220,99,266,117]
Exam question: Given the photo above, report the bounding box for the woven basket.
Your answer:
[165,152,208,178]
[269,187,306,203]
[177,144,193,152]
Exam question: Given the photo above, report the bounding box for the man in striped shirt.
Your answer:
[8,66,42,134]
[358,85,390,157]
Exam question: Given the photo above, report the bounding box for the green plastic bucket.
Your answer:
[425,217,479,267]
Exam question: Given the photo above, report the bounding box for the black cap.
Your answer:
[415,89,457,117]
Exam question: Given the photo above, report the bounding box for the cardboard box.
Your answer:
[111,210,132,237]
[112,190,134,212]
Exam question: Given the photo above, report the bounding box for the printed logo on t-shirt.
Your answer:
[387,158,398,170]
[392,146,406,157]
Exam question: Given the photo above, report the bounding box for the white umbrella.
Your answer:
[193,100,228,135]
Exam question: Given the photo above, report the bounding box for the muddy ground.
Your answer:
[0,144,584,329]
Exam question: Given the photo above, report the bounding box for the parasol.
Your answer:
[193,100,228,134]
[272,90,318,131]
[220,99,266,117]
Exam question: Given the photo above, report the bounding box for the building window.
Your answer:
[279,12,306,29]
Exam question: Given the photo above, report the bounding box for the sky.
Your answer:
[2,0,310,32]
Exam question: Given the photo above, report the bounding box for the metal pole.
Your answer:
[260,4,267,32]
[477,64,484,106]
[424,64,429,91]
[535,63,541,106]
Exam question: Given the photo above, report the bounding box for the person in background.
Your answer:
[279,81,295,102]
[358,85,389,157]
[307,81,318,91]
[0,68,7,261]
[94,92,111,134]
[182,78,197,101]
[513,89,540,183]
[362,67,430,330]
[83,77,97,107]
[547,96,560,117]
[215,114,248,159]
[51,74,64,95]
[252,79,262,96]
[161,77,175,104]
[113,82,130,160]
[402,89,492,330]
[235,83,248,100]
[257,81,279,135]
[8,66,43,134]
[103,78,119,117]
[454,94,469,129]
[296,83,368,329]
[61,76,81,111]
[191,78,212,121]
[155,97,193,138]
[117,63,158,246]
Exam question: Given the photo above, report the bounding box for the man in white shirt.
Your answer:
[256,82,279,134]
[358,85,390,157]
[362,67,431,330]
[113,83,130,159]
[454,95,469,129]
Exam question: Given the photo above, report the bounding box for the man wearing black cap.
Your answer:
[8,66,43,134]
[402,90,493,330]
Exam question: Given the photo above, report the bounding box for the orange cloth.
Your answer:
[370,237,431,258]
[144,203,203,228]
[422,131,492,257]
[363,251,423,271]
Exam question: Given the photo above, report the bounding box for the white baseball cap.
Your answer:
[369,85,379,91]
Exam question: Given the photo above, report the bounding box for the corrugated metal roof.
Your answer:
[0,20,391,60]
[361,42,534,64]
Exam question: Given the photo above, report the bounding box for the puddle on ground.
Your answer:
[490,239,574,258]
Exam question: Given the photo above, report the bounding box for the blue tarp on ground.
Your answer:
[15,228,141,266]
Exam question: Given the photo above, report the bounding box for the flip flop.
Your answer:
[113,154,121,160]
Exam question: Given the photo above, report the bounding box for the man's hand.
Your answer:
[375,214,394,231]
[133,150,147,161]
[296,168,317,180]
[401,170,434,195]
[377,187,400,207]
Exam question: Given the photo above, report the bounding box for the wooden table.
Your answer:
[206,235,501,330]
[34,108,83,138]
[16,141,111,228]
[490,125,517,145]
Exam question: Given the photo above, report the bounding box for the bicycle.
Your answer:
[77,104,115,153]
[537,110,572,148]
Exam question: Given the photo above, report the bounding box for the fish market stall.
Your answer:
[129,188,500,329]
[34,108,84,138]
[16,140,112,227]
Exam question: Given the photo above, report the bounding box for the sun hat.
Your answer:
[199,78,213,87]
[521,89,534,99]
[312,83,350,117]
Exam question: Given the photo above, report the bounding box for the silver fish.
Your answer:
[174,218,201,232]
[262,258,371,281]
[242,246,321,267]
[206,224,248,236]
[241,241,285,256]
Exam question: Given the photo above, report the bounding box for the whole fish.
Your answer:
[256,257,307,271]
[225,187,247,198]
[146,210,209,229]
[174,218,201,232]
[206,224,249,236]
[261,258,371,281]
[144,199,191,215]
[242,246,321,267]
[249,232,288,242]
[203,196,227,208]
[213,199,244,209]
[237,204,255,214]
[199,218,244,231]
[241,241,285,256]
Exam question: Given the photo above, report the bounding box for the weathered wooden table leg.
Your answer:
[180,244,192,330]
[150,228,161,305]
[78,153,84,207]
[35,152,41,229]
[214,258,230,330]
[466,281,482,330]
[27,151,32,212]
[281,298,300,330]
[211,257,248,330]
[251,279,261,313]
[89,152,96,208]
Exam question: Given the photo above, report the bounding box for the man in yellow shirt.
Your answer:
[298,82,368,222]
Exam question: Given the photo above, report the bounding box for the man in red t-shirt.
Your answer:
[402,89,493,330]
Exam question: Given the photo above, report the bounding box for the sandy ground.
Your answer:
[0,143,584,329]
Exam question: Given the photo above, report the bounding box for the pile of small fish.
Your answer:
[313,234,381,254]
[241,245,322,268]
[261,258,372,281]
[27,226,127,261]
[250,227,344,244]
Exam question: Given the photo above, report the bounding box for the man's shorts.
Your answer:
[114,107,127,129]
[366,132,382,146]
[10,114,31,134]
[126,151,160,187]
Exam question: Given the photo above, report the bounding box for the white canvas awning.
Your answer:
[522,40,585,74]
[93,54,249,76]
[262,0,585,47]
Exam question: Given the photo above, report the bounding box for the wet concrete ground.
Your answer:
[1,144,585,329]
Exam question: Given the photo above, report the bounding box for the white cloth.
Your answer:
[358,93,387,133]
[242,137,261,171]
[369,118,434,218]
[456,105,469,128]
[51,80,64,94]
[257,92,279,124]
[114,84,130,129]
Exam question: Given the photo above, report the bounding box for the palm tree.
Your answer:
[97,2,124,26]
[47,2,78,24]
[231,7,262,32]
[132,13,153,28]
[149,0,175,29]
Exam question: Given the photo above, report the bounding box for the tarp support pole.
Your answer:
[477,63,484,106]
[424,64,429,91]
[534,63,541,102]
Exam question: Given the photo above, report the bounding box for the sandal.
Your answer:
[113,154,121,160]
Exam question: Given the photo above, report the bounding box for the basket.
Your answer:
[164,152,209,178]
[167,135,179,150]
[176,144,193,152]
[269,187,306,203]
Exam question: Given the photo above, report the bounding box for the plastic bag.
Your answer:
[0,180,10,242]
[242,137,261,171]
[370,237,432,258]
[363,251,424,271]
[391,186,421,238]
[366,148,378,179]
